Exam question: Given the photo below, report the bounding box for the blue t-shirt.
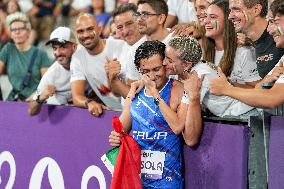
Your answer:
[130,79,183,189]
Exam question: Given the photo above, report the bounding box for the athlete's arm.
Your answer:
[154,82,187,135]
[183,72,203,147]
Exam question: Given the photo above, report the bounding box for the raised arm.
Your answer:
[105,58,131,98]
[109,81,141,147]
[183,72,203,147]
[143,76,187,135]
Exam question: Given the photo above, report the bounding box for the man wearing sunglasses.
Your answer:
[28,27,77,115]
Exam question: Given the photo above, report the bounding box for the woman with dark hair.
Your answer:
[203,0,261,88]
[89,0,111,36]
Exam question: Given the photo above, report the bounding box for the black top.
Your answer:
[254,28,284,78]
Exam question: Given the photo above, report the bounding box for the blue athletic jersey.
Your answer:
[130,79,183,189]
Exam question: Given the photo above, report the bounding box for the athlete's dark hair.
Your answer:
[134,40,166,70]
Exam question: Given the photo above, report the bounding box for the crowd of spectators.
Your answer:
[0,0,283,115]
[0,0,284,187]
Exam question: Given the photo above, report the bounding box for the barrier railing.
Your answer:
[0,102,282,189]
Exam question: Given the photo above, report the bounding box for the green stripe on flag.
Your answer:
[101,147,119,175]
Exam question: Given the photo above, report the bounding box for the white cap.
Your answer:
[46,26,77,45]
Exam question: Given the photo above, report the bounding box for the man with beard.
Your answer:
[71,13,126,116]
[119,0,174,84]
[28,27,77,115]
[105,3,143,98]
[228,0,284,78]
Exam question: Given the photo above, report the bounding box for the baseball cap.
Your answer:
[46,26,77,45]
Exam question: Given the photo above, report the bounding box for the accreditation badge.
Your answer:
[141,150,166,180]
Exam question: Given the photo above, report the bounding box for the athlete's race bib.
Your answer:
[141,150,166,180]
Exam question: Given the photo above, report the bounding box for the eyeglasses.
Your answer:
[10,27,27,33]
[133,12,160,20]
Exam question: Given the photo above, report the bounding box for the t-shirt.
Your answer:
[214,50,224,66]
[267,55,284,84]
[192,62,255,117]
[254,28,284,78]
[70,38,126,111]
[214,47,261,84]
[167,0,197,24]
[95,13,111,27]
[0,42,52,100]
[125,33,174,81]
[36,61,71,105]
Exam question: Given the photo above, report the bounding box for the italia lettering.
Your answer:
[132,131,167,140]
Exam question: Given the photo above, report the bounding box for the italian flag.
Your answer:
[101,116,142,189]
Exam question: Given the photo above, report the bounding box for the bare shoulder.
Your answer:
[171,80,184,95]
[169,80,184,110]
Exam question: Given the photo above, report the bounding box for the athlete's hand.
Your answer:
[109,130,122,147]
[127,80,144,100]
[142,75,159,97]
[184,71,203,101]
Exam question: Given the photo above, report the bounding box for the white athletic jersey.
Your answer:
[167,0,197,24]
[214,47,261,84]
[36,61,71,105]
[70,38,126,111]
[192,62,255,117]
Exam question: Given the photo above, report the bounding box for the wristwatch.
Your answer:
[36,94,46,104]
[154,96,161,106]
[33,91,46,104]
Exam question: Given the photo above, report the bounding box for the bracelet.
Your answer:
[181,91,189,104]
[84,98,94,108]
